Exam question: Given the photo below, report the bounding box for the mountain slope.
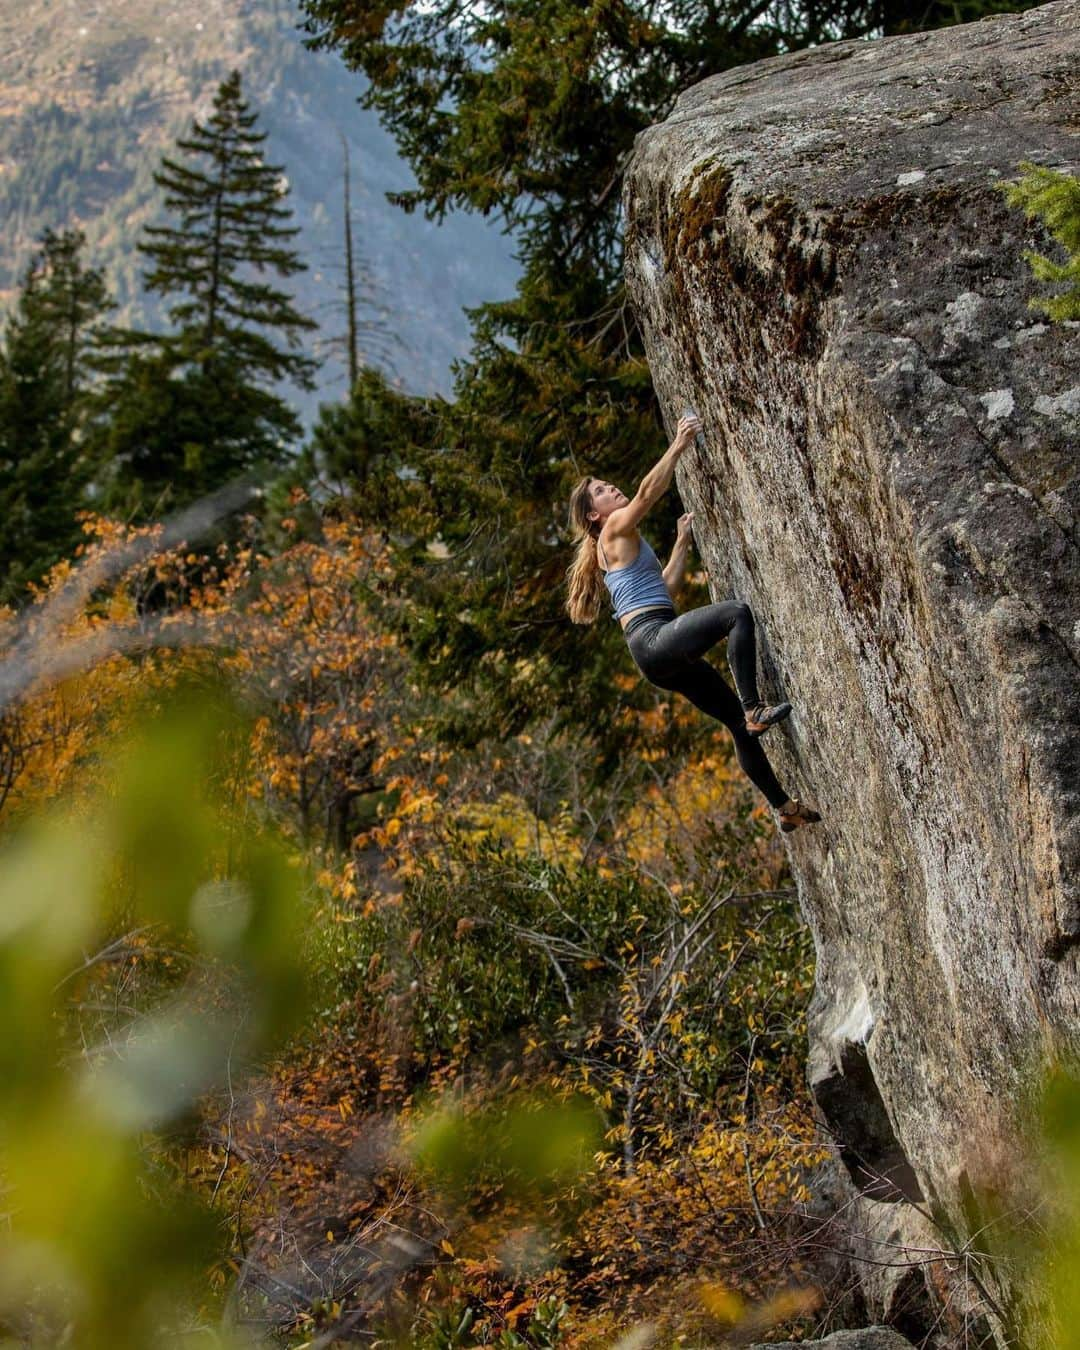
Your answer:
[0,0,518,414]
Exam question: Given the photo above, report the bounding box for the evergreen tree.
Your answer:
[91,70,318,513]
[1002,165,1080,321]
[0,229,112,603]
[306,366,434,513]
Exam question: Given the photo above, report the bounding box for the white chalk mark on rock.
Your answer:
[1033,387,1080,417]
[979,389,1014,420]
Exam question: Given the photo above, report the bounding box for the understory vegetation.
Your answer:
[0,513,828,1345]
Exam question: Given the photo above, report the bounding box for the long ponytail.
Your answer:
[565,476,606,625]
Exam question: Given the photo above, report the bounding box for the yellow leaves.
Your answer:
[699,1283,745,1324]
[268,766,301,794]
[448,792,577,865]
[610,751,785,891]
[699,1281,819,1333]
[105,591,135,623]
[399,790,438,820]
[505,1297,536,1326]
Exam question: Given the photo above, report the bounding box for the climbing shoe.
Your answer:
[778,799,822,833]
[745,701,792,737]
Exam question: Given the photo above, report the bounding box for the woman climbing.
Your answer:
[566,412,821,833]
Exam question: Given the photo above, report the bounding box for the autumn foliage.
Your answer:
[0,498,827,1347]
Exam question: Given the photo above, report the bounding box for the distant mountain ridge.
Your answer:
[0,0,519,416]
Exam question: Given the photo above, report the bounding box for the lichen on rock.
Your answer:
[623,1,1080,1339]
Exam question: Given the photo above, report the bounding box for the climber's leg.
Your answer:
[650,601,762,710]
[664,659,790,809]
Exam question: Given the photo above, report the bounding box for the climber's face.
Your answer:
[587,479,627,523]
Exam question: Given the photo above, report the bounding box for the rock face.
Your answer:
[623,0,1079,1334]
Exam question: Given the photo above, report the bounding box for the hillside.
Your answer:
[0,0,519,415]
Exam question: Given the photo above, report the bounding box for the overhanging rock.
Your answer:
[623,0,1079,1329]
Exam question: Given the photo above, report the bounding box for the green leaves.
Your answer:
[410,1093,603,1203]
[0,695,310,1347]
[1001,164,1080,322]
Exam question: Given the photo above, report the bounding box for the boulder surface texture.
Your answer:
[747,1331,914,1350]
[623,0,1079,1329]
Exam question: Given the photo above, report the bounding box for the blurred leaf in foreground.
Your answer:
[0,690,310,1348]
[409,1092,603,1206]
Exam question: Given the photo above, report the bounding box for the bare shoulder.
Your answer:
[606,488,654,536]
[603,500,644,539]
[598,519,640,571]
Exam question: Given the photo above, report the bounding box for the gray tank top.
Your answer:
[600,536,673,620]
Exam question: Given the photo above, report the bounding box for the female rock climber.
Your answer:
[565,412,821,833]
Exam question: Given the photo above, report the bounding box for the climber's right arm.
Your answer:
[606,414,701,536]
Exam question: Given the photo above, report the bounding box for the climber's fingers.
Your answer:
[675,414,701,444]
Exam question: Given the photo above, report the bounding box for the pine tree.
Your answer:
[1002,165,1080,322]
[0,229,112,603]
[91,70,318,512]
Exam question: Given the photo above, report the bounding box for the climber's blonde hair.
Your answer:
[565,476,606,625]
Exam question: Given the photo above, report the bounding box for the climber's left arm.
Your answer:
[662,513,695,598]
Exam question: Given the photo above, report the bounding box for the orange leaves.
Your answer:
[557,1095,826,1337]
[0,511,425,910]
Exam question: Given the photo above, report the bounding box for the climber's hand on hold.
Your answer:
[673,414,701,451]
[620,421,700,531]
[664,515,694,596]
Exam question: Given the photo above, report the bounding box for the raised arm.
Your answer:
[605,413,701,537]
[663,512,695,599]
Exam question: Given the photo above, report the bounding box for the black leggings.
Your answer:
[624,603,789,809]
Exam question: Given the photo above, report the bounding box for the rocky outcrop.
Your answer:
[623,0,1080,1335]
[747,1330,915,1350]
